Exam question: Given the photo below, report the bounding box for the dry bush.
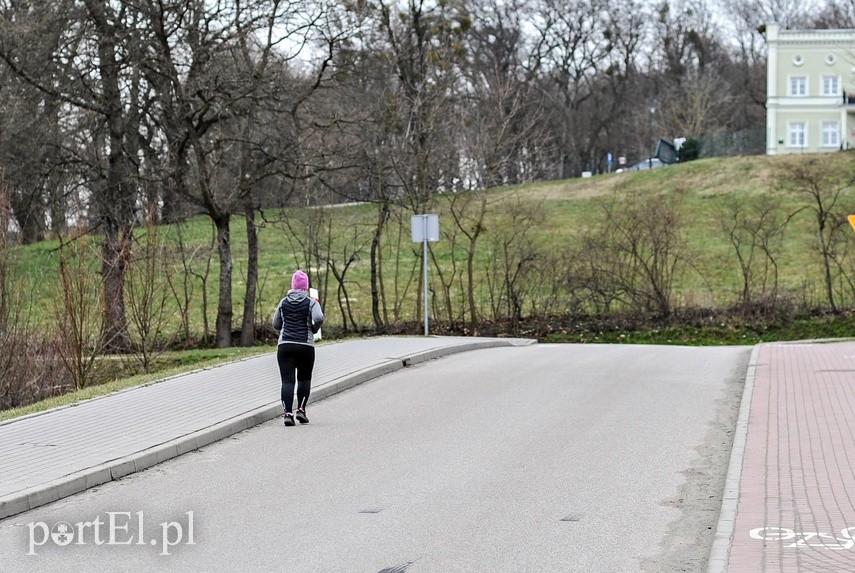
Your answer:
[0,330,71,411]
[0,180,71,409]
[125,219,180,372]
[574,192,689,317]
[483,197,545,323]
[717,194,797,312]
[51,232,109,389]
[778,161,855,313]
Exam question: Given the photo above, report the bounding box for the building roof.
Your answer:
[767,23,855,45]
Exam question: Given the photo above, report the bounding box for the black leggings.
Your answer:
[277,343,316,413]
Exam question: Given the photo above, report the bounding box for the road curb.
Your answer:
[707,344,761,573]
[0,338,530,520]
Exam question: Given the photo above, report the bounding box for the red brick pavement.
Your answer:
[727,342,855,572]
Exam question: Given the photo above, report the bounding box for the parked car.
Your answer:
[628,157,665,171]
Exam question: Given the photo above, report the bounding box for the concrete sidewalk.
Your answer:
[710,341,855,572]
[0,336,533,520]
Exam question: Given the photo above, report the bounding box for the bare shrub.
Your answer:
[383,207,420,323]
[779,161,855,313]
[166,221,216,345]
[577,192,689,316]
[717,194,798,313]
[449,189,489,329]
[323,214,369,333]
[125,219,180,372]
[429,205,466,327]
[527,248,575,322]
[51,233,109,389]
[0,179,71,409]
[568,233,625,314]
[0,329,70,411]
[483,197,545,323]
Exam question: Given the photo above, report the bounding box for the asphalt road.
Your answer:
[0,344,750,572]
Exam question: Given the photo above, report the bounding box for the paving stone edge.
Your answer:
[706,343,761,573]
[0,338,532,520]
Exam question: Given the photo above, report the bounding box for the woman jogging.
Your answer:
[273,270,324,426]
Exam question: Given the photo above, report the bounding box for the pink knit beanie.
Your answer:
[291,270,309,291]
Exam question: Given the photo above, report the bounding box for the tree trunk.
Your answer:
[161,128,189,224]
[10,187,44,244]
[370,201,389,330]
[88,0,134,353]
[215,214,233,348]
[820,231,837,313]
[467,235,479,329]
[47,177,67,239]
[240,202,259,346]
[101,218,131,352]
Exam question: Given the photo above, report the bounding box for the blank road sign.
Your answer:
[411,214,440,242]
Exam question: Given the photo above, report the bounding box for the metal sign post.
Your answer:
[411,214,440,335]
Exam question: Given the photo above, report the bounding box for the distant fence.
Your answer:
[698,128,765,158]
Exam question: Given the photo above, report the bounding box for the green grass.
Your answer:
[543,314,855,346]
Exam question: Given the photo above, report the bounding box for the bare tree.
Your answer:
[279,206,330,304]
[324,219,369,333]
[448,190,488,328]
[779,162,855,313]
[718,194,798,311]
[0,85,54,244]
[139,0,248,348]
[138,0,337,347]
[0,0,145,351]
[811,0,855,27]
[722,0,821,31]
[387,208,421,323]
[370,0,469,210]
[716,0,825,134]
[232,0,343,346]
[719,0,769,126]
[311,68,392,329]
[462,0,548,187]
[658,71,735,139]
[316,0,470,328]
[650,0,747,143]
[532,0,614,177]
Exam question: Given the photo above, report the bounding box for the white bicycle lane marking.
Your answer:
[750,527,855,550]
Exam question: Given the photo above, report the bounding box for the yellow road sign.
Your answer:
[849,215,855,231]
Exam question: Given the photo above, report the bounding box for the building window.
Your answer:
[788,122,806,148]
[825,54,836,65]
[789,76,807,96]
[822,122,840,147]
[822,75,840,96]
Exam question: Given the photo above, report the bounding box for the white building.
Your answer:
[765,23,855,155]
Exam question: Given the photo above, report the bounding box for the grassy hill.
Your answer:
[6,151,855,340]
